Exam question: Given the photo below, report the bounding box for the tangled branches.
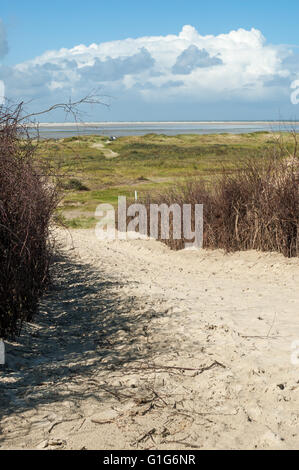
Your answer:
[0,103,59,338]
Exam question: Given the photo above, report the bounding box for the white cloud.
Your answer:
[79,47,155,82]
[2,25,298,117]
[172,46,222,74]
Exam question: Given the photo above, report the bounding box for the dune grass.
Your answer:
[35,131,295,228]
[139,158,299,257]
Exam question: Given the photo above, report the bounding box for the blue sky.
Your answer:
[1,0,299,120]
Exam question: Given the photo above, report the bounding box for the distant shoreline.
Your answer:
[34,121,299,127]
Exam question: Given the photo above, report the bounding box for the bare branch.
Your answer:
[20,92,110,123]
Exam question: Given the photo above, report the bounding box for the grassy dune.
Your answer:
[36,131,294,228]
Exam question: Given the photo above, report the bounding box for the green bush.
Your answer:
[62,178,89,191]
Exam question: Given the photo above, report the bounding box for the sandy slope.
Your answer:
[90,142,119,159]
[0,229,299,450]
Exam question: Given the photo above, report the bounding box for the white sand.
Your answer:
[0,229,299,450]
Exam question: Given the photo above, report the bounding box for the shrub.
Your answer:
[140,157,299,257]
[0,104,59,339]
[62,178,89,191]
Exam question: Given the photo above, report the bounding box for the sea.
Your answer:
[34,121,299,139]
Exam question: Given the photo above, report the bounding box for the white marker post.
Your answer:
[135,191,138,201]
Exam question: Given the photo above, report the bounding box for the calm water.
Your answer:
[34,121,299,139]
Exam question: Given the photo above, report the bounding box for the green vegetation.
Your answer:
[36,131,294,228]
[60,215,98,229]
[61,178,89,191]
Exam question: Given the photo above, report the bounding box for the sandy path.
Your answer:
[0,229,299,450]
[91,142,119,159]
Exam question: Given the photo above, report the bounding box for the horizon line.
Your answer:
[34,120,299,127]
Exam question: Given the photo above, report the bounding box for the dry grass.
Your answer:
[140,157,299,257]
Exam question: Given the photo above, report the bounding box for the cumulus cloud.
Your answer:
[172,46,222,74]
[79,47,155,82]
[3,24,298,117]
[0,64,55,98]
[264,74,291,88]
[281,52,299,78]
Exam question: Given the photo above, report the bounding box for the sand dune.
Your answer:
[0,229,299,450]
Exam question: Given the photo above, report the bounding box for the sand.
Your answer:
[90,141,119,159]
[0,228,299,450]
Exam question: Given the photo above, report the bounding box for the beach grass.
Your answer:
[35,131,294,227]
